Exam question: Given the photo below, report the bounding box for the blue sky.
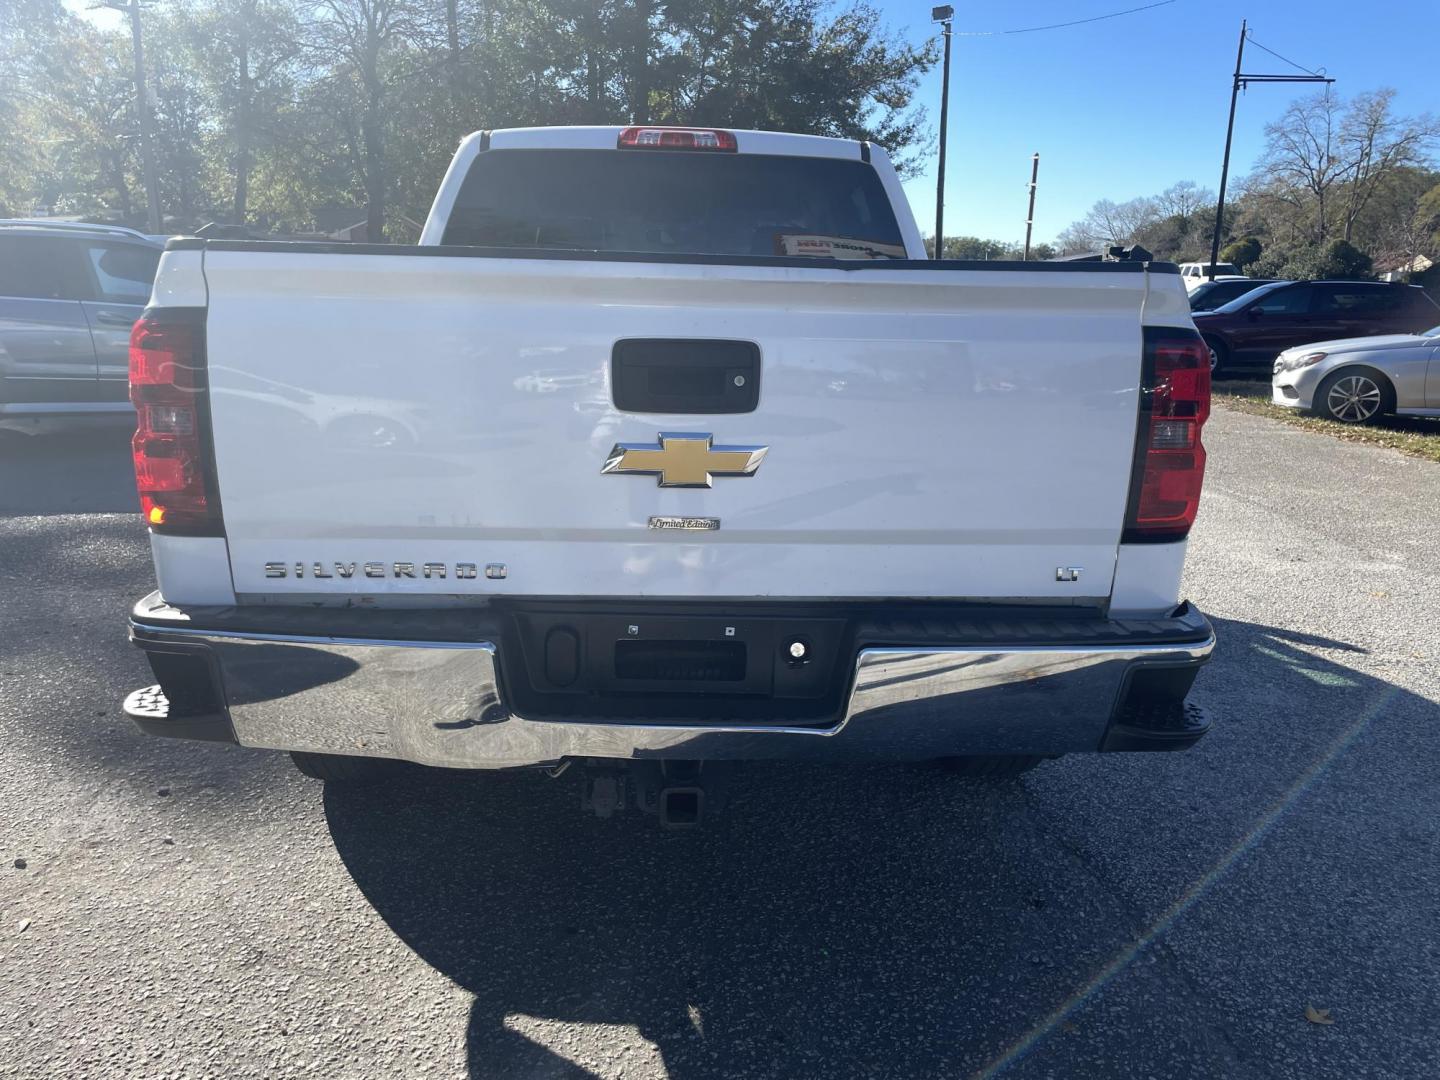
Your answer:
[883,0,1440,244]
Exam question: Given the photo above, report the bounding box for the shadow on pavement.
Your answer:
[323,615,1433,1079]
[0,422,138,515]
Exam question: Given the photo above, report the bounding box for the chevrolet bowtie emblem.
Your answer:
[601,432,768,488]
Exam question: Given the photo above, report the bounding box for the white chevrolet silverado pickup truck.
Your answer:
[122,125,1214,821]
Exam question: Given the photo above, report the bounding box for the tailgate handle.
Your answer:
[611,339,759,414]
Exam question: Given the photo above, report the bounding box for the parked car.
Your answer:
[0,220,161,418]
[1177,262,1242,291]
[121,124,1215,817]
[1192,280,1440,375]
[1272,325,1440,424]
[1188,277,1277,312]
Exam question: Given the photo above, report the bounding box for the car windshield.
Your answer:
[1190,280,1267,309]
[1212,281,1289,314]
[442,148,908,260]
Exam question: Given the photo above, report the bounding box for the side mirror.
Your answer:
[1246,307,1262,320]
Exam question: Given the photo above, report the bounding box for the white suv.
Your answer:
[1176,262,1243,292]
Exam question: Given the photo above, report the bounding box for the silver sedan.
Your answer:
[1272,326,1440,424]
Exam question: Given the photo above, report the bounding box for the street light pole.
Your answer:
[932,5,953,259]
[1207,21,1333,280]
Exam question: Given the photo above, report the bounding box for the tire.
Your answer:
[1202,336,1229,377]
[290,751,399,783]
[930,755,1050,778]
[1312,367,1394,425]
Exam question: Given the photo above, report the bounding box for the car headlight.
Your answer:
[1281,351,1327,372]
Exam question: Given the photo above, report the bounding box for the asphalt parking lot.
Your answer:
[2,402,1438,1079]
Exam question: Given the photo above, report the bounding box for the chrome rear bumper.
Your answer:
[127,596,1214,768]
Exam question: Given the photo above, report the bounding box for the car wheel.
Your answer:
[929,755,1051,778]
[1314,367,1393,425]
[290,751,400,783]
[1203,336,1228,376]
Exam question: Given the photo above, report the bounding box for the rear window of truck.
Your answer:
[440,149,907,260]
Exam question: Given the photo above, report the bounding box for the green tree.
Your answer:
[1219,236,1261,269]
[147,11,212,226]
[937,236,1010,260]
[39,17,144,220]
[3,0,938,236]
[0,0,68,214]
[1252,237,1373,281]
[171,0,302,226]
[655,1,935,174]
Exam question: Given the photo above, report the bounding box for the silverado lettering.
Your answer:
[263,561,483,579]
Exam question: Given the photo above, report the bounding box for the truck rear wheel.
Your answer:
[290,751,399,783]
[931,755,1049,777]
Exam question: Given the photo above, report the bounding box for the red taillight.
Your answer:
[617,126,737,152]
[129,313,219,533]
[1123,328,1210,543]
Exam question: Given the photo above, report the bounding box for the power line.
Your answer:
[1004,0,1177,35]
[954,0,1177,38]
[1243,34,1325,78]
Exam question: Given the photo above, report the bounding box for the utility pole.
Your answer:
[1208,21,1247,283]
[932,5,954,259]
[1023,152,1040,260]
[1207,20,1332,279]
[97,0,162,234]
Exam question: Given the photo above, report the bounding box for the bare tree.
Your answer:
[1335,89,1440,243]
[1153,180,1214,224]
[1253,89,1439,246]
[1056,195,1159,252]
[1254,91,1345,242]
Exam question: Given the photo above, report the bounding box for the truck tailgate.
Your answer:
[201,250,1148,601]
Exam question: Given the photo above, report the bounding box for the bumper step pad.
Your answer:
[1102,699,1210,752]
[123,684,170,722]
[123,683,234,743]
